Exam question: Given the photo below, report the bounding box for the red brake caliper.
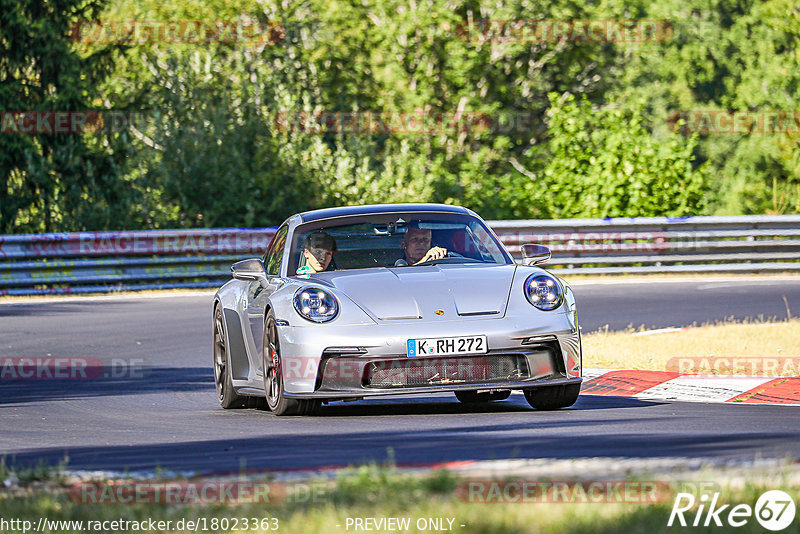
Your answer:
[271,348,279,373]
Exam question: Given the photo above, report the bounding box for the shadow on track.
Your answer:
[0,299,168,317]
[5,394,800,473]
[314,394,663,417]
[0,366,213,405]
[5,420,793,474]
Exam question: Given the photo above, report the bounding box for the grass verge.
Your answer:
[583,318,800,373]
[1,464,799,534]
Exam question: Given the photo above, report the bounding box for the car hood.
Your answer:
[312,264,517,321]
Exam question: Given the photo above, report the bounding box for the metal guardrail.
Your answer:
[0,228,276,296]
[493,215,800,274]
[1,215,799,295]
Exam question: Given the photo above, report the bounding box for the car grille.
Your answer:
[365,354,530,388]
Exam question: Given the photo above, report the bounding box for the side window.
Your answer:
[264,224,289,276]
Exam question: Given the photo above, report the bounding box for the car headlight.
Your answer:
[293,287,339,323]
[524,274,564,311]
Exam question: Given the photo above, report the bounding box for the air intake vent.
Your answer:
[366,354,529,388]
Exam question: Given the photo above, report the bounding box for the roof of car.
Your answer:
[298,203,471,223]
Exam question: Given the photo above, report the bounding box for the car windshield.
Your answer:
[289,212,510,275]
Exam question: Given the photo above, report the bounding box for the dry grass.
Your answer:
[583,319,800,374]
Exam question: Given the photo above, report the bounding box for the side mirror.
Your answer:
[520,244,551,266]
[231,258,269,286]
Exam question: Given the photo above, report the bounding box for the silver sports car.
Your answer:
[212,203,581,415]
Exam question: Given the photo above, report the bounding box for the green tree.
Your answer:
[605,0,800,214]
[0,0,134,232]
[519,93,708,218]
[103,0,622,226]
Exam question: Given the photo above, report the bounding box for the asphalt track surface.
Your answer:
[1,277,799,473]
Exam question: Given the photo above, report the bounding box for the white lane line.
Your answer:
[632,327,685,336]
[635,376,774,403]
[630,322,786,337]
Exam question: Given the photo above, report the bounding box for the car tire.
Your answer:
[213,304,248,409]
[523,384,580,410]
[454,390,511,403]
[263,310,318,416]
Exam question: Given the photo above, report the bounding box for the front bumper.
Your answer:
[285,376,582,399]
[277,312,582,397]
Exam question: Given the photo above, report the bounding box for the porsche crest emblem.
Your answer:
[434,309,445,316]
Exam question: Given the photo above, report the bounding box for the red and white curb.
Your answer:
[582,369,800,405]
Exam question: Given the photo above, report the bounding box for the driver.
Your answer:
[396,226,447,266]
[297,231,337,274]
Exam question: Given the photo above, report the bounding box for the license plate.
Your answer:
[407,335,488,357]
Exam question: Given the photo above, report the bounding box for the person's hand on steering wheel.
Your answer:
[413,246,448,265]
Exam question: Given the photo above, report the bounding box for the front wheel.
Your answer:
[454,390,511,404]
[263,311,319,416]
[523,384,580,410]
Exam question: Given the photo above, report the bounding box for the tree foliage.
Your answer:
[0,0,133,232]
[531,93,709,218]
[2,0,798,232]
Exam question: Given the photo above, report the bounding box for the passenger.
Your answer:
[297,231,337,274]
[395,226,447,266]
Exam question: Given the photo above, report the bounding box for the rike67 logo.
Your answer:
[668,490,796,531]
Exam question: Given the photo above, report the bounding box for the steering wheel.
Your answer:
[415,251,470,266]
